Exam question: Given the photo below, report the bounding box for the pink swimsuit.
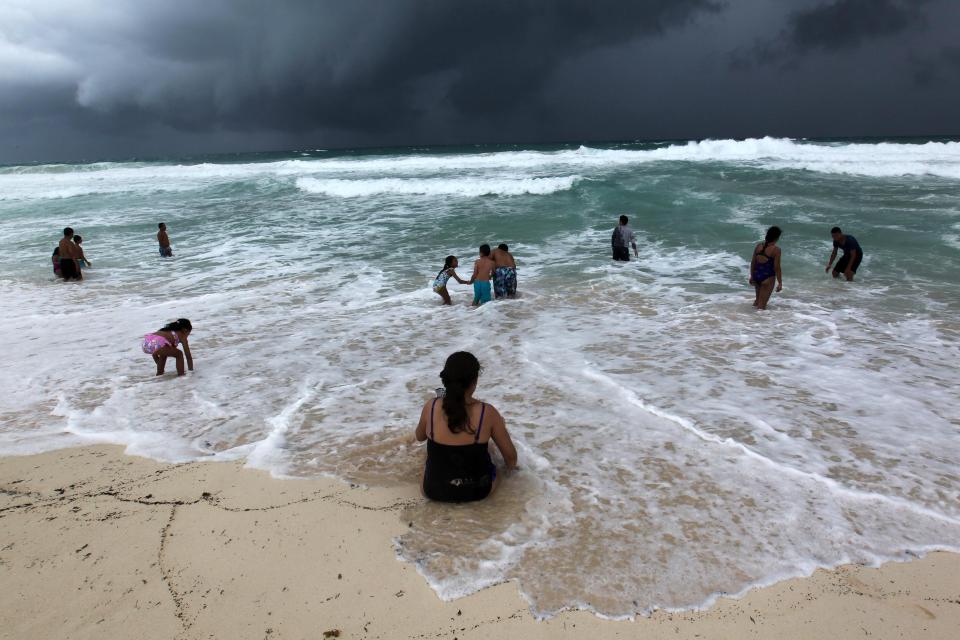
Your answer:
[142,332,179,355]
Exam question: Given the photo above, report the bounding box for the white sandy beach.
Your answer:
[1,445,957,640]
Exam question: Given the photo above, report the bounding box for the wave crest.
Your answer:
[295,175,580,198]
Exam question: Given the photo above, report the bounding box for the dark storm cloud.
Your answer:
[0,0,958,163]
[1,1,720,134]
[786,0,931,52]
[732,0,935,68]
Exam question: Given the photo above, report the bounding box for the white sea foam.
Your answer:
[295,175,580,198]
[2,138,959,202]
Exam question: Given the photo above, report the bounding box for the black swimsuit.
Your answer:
[423,399,496,503]
[752,242,775,284]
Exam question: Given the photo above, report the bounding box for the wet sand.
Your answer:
[1,445,957,640]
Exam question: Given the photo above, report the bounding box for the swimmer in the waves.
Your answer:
[749,226,783,310]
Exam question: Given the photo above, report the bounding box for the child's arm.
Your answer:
[181,336,194,371]
[452,269,468,284]
[469,261,479,284]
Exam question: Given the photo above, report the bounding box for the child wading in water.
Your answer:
[142,319,194,376]
[470,244,496,306]
[73,235,91,273]
[433,255,468,305]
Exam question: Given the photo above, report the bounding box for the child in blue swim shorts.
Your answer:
[470,244,496,306]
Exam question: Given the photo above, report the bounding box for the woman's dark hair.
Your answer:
[160,318,192,333]
[53,247,60,256]
[440,351,481,433]
[764,226,782,243]
[73,235,82,243]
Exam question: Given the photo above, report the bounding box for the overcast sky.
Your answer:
[1,0,958,163]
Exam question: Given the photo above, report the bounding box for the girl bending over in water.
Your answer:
[432,255,468,305]
[142,318,194,376]
[415,351,518,502]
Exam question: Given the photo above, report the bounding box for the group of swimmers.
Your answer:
[51,223,189,376]
[52,228,91,281]
[420,220,862,501]
[746,225,863,310]
[433,243,517,306]
[612,216,864,311]
[52,222,174,281]
[49,217,863,505]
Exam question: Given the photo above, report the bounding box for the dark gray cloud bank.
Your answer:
[1,0,958,163]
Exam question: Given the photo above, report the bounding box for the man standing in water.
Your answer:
[491,243,518,299]
[158,222,173,257]
[825,226,862,281]
[611,215,638,261]
[57,227,81,281]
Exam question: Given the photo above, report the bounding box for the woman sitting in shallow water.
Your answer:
[415,352,518,502]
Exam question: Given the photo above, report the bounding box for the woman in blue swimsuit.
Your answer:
[749,226,782,310]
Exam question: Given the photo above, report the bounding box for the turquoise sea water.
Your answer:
[1,137,958,616]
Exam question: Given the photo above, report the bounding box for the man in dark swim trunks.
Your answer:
[491,244,517,299]
[57,227,81,281]
[825,226,863,282]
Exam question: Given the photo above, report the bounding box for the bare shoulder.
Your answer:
[481,402,504,422]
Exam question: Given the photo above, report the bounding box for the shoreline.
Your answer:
[1,445,957,639]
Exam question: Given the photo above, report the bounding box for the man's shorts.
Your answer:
[473,281,492,305]
[59,257,80,280]
[159,246,173,257]
[493,267,517,298]
[834,252,863,274]
[612,246,630,261]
